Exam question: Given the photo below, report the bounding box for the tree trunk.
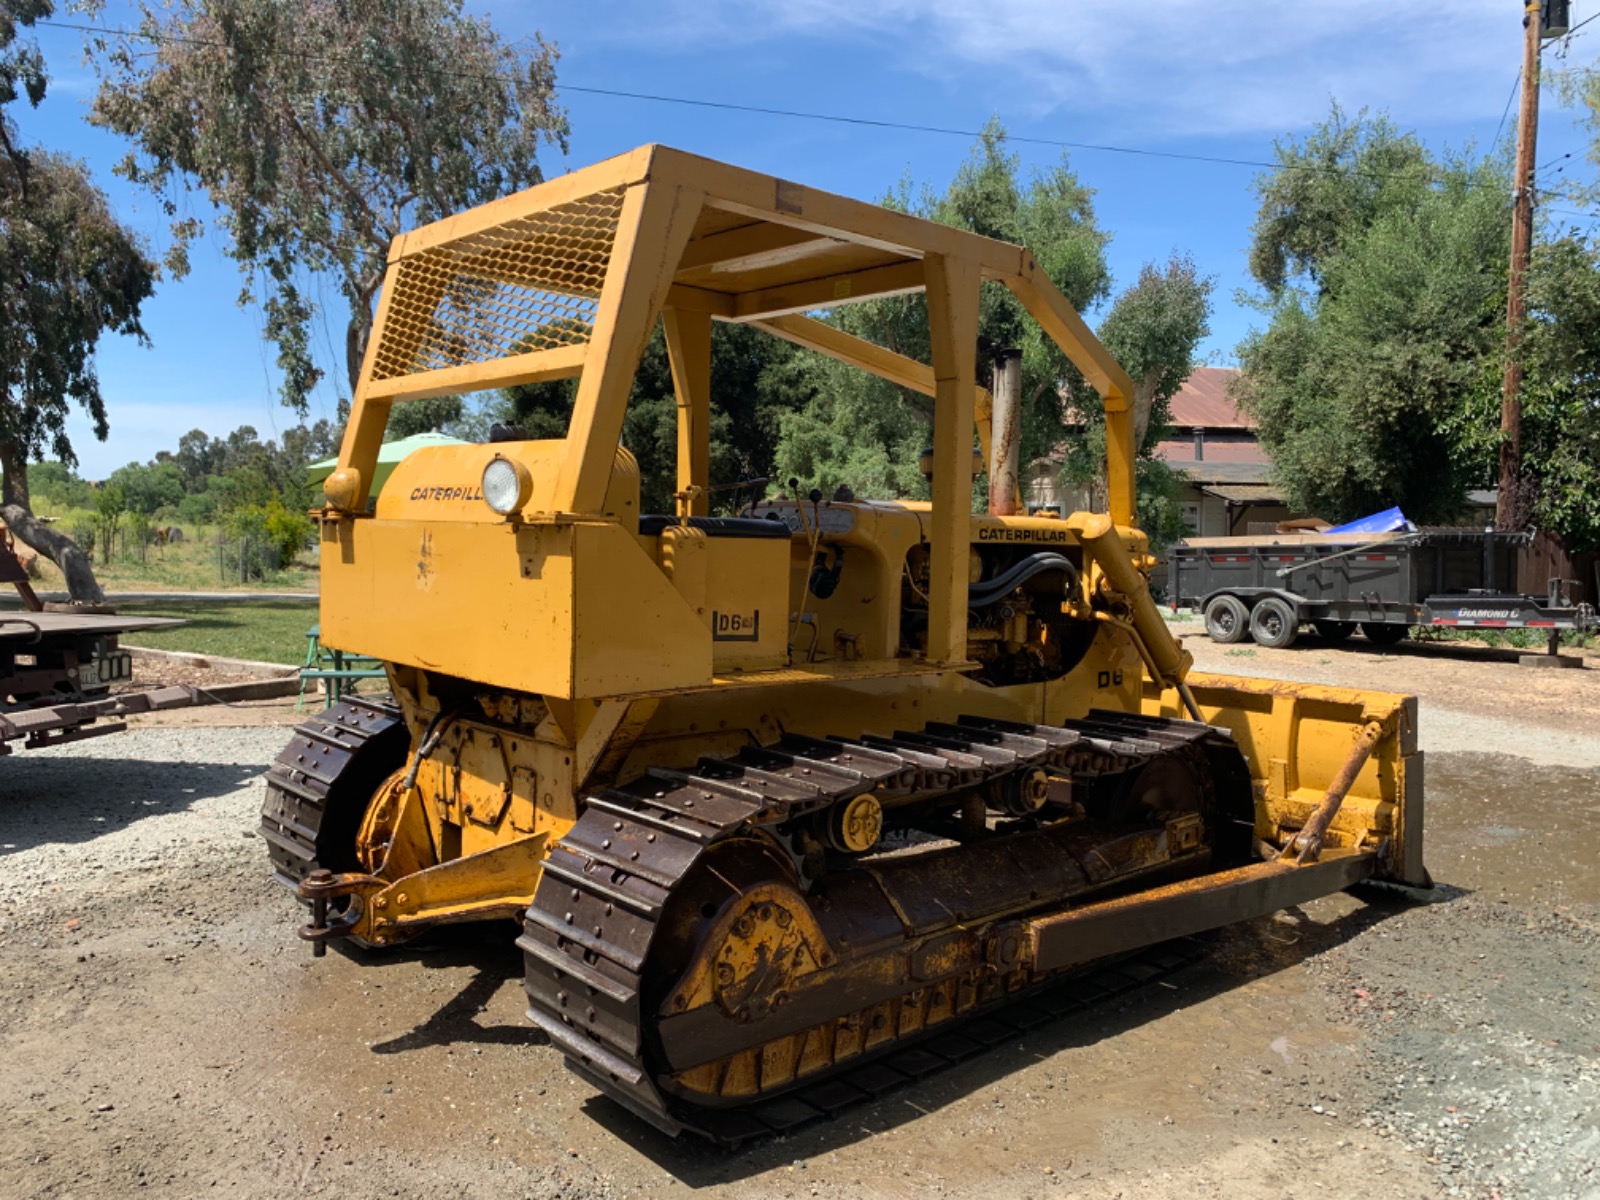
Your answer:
[0,444,106,604]
[1131,374,1159,451]
[346,309,375,397]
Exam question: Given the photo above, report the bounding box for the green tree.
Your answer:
[1092,254,1215,550]
[1515,235,1600,549]
[493,322,805,514]
[386,396,464,442]
[108,460,185,515]
[27,460,92,512]
[774,122,1112,498]
[2,3,156,601]
[1234,108,1509,523]
[2,0,50,179]
[1246,107,1435,297]
[94,482,125,562]
[92,0,567,413]
[1097,255,1214,449]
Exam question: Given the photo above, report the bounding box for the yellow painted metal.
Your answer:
[923,252,981,665]
[1144,672,1425,886]
[307,144,1426,943]
[663,306,712,515]
[1071,512,1193,689]
[833,793,885,853]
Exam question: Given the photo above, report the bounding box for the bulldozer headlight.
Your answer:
[482,456,532,516]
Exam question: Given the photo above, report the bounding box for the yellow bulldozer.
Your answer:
[260,145,1425,1140]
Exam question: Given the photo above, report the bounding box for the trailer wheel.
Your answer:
[1249,597,1299,649]
[1203,595,1250,644]
[1313,620,1356,643]
[1361,622,1409,646]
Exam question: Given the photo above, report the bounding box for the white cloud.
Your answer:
[602,0,1521,138]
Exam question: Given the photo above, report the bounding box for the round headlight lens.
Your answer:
[482,456,530,516]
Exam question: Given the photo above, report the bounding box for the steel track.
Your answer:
[596,935,1206,1145]
[258,695,405,886]
[519,710,1234,1141]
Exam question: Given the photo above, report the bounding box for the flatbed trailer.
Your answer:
[1170,527,1598,651]
[0,611,287,752]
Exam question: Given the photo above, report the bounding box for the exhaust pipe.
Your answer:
[989,347,1023,515]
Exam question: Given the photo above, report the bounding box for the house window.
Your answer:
[1180,502,1201,534]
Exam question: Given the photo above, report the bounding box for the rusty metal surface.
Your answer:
[0,613,184,640]
[519,709,1253,1139]
[258,696,407,889]
[0,684,200,752]
[1283,720,1384,864]
[1027,849,1376,974]
[600,934,1208,1145]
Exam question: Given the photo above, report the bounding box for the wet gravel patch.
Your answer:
[1307,893,1600,1200]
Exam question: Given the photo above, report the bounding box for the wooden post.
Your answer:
[663,306,713,516]
[923,253,980,664]
[1499,0,1543,530]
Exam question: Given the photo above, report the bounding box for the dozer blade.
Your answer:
[1145,670,1426,887]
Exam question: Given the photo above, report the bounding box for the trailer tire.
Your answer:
[1249,597,1299,649]
[1361,622,1409,646]
[1314,620,1356,643]
[1203,595,1250,644]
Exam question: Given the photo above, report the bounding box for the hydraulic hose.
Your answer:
[968,553,1081,608]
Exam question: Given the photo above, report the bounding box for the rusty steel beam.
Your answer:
[1027,850,1377,974]
[1282,720,1385,864]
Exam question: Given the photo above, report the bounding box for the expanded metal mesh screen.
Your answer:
[370,187,627,381]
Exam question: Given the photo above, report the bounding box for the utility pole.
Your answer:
[1498,0,1544,530]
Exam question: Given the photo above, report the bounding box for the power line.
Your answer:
[1493,69,1521,150]
[1563,9,1600,39]
[32,16,1472,186]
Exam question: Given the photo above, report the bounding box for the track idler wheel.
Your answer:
[824,793,884,853]
[987,766,1051,816]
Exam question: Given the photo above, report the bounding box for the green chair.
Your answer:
[298,623,387,710]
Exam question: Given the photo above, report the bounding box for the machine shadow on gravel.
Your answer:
[577,891,1440,1182]
[0,756,263,854]
[325,922,549,1055]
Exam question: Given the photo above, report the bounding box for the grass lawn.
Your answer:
[119,600,319,666]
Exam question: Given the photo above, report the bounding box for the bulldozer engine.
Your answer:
[260,145,1425,1140]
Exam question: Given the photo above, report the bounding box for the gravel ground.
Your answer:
[0,642,1597,1199]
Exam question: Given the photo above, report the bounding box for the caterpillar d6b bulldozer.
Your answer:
[261,145,1426,1139]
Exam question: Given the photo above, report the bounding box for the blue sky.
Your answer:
[14,0,1599,478]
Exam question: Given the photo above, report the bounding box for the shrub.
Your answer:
[223,500,314,576]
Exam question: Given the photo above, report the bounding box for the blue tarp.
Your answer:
[1326,506,1410,535]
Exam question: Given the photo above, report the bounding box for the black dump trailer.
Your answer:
[1170,527,1598,651]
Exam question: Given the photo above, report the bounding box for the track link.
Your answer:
[259,695,405,887]
[520,709,1232,1139]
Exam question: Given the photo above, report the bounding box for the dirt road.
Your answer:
[1,638,1596,1199]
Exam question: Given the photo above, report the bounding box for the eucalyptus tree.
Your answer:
[2,2,155,601]
[92,0,567,414]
